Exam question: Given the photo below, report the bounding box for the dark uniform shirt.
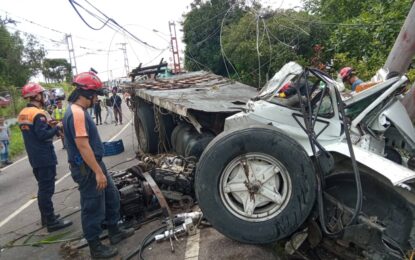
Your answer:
[63,104,104,165]
[110,95,122,108]
[17,104,59,168]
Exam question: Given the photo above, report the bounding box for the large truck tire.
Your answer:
[195,125,316,244]
[134,100,158,153]
[159,113,175,151]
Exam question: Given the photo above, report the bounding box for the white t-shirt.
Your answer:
[0,125,10,141]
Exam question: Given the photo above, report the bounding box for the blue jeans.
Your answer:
[33,166,56,219]
[70,161,120,241]
[1,140,9,163]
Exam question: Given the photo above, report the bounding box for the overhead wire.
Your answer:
[4,24,65,46]
[261,17,274,82]
[219,3,241,81]
[68,0,163,50]
[143,48,170,66]
[68,0,112,31]
[281,12,403,27]
[0,9,103,44]
[256,15,261,88]
[0,9,65,35]
[123,32,142,65]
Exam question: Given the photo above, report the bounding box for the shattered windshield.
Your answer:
[257,62,303,99]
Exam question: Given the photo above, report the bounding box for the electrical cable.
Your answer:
[256,15,261,88]
[107,157,137,170]
[68,0,163,50]
[139,224,168,260]
[0,9,66,35]
[261,18,274,80]
[68,0,112,31]
[294,69,362,236]
[184,52,212,72]
[219,4,241,81]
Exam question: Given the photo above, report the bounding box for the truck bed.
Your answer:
[124,71,258,117]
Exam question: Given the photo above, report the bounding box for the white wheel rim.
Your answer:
[219,153,292,222]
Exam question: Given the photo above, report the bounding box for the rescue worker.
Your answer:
[52,100,66,149]
[17,83,73,232]
[339,67,363,92]
[63,72,134,258]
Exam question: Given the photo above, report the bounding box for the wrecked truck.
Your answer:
[126,62,415,259]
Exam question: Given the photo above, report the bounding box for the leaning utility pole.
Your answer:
[169,21,181,74]
[65,34,78,76]
[118,43,130,76]
[383,2,415,120]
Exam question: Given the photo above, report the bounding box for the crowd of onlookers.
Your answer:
[0,85,128,168]
[86,86,125,126]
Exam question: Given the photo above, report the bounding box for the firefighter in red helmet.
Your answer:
[339,67,363,92]
[17,82,73,232]
[63,72,134,258]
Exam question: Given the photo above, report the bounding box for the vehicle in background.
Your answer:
[0,95,12,108]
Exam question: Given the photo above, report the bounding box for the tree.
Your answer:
[221,9,330,87]
[303,0,413,80]
[0,22,46,88]
[42,58,72,83]
[182,0,246,76]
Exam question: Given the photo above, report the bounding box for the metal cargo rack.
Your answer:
[124,71,258,117]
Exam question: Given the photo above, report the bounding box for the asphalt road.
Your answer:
[0,103,278,260]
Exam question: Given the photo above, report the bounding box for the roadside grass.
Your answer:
[9,124,25,159]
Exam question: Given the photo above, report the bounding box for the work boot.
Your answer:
[108,225,135,245]
[88,239,118,259]
[41,213,61,227]
[46,218,73,232]
[5,160,13,165]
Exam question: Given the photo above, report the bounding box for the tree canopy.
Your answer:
[0,21,46,88]
[182,0,245,76]
[182,0,415,87]
[42,58,72,83]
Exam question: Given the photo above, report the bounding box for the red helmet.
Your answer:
[22,83,45,98]
[339,67,353,82]
[73,71,103,91]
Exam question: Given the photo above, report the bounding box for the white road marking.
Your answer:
[0,199,36,229]
[0,120,132,229]
[184,229,201,260]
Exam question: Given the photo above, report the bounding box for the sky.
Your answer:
[0,0,302,82]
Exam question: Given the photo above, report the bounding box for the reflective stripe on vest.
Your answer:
[18,107,51,125]
[53,108,66,120]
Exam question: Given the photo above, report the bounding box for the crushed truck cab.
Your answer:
[126,63,415,259]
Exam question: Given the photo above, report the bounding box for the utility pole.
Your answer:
[118,43,130,76]
[169,21,181,74]
[383,2,415,120]
[65,34,78,76]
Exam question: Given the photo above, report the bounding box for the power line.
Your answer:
[0,9,105,44]
[68,0,163,50]
[0,8,65,35]
[4,24,65,45]
[279,12,404,27]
